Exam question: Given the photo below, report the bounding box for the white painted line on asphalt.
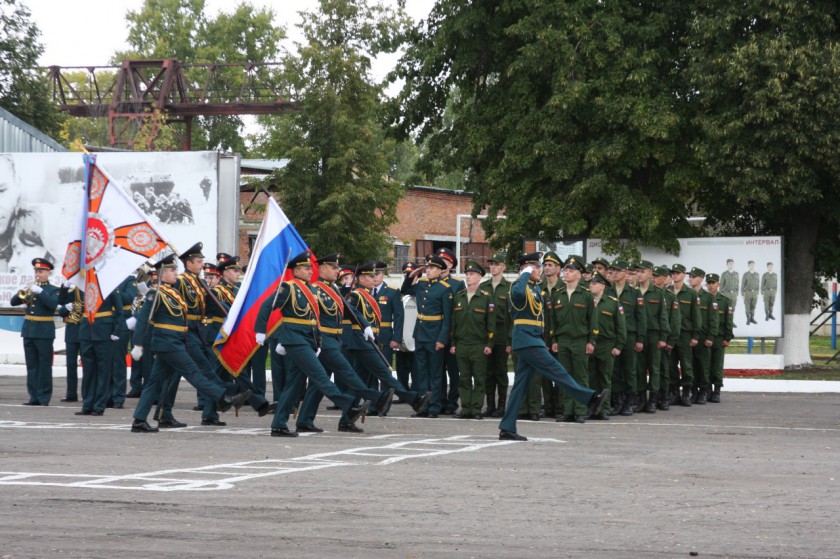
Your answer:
[0,435,526,492]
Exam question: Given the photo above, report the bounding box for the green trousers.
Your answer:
[669,334,694,389]
[611,337,637,395]
[556,338,590,417]
[456,343,487,416]
[485,343,509,411]
[637,332,663,393]
[710,338,726,387]
[588,342,616,415]
[692,343,711,390]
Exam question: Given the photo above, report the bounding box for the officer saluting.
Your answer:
[12,257,59,406]
[498,253,608,441]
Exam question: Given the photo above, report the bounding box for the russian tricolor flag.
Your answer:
[213,197,311,376]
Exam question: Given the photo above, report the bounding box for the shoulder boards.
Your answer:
[608,295,618,301]
[480,289,490,296]
[582,286,591,292]
[440,280,451,288]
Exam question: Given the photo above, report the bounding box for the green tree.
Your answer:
[390,1,699,257]
[0,0,64,138]
[57,69,116,147]
[687,1,840,366]
[117,0,285,152]
[252,0,406,263]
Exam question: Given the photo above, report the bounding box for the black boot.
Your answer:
[632,392,645,413]
[484,393,496,417]
[690,387,699,404]
[679,386,692,407]
[709,385,721,403]
[620,393,634,416]
[695,387,707,405]
[644,391,657,413]
[493,393,506,418]
[657,389,670,411]
[609,393,624,416]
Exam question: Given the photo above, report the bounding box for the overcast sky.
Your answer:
[27,0,435,82]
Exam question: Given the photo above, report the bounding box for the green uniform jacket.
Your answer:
[256,280,319,348]
[401,276,454,345]
[720,270,739,297]
[481,277,512,346]
[551,283,597,345]
[345,287,382,351]
[606,283,647,344]
[672,284,702,340]
[115,275,138,326]
[146,284,189,352]
[712,292,734,342]
[79,290,123,342]
[132,287,157,348]
[451,287,496,347]
[203,281,236,343]
[313,280,368,347]
[640,284,670,343]
[741,271,760,296]
[58,285,83,344]
[177,272,206,334]
[11,282,59,339]
[509,271,546,351]
[594,295,627,350]
[540,277,565,343]
[761,272,778,295]
[664,288,681,346]
[375,284,404,344]
[696,288,720,342]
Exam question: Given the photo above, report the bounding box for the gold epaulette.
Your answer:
[440,280,451,288]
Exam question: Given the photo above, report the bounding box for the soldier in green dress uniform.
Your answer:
[130,255,251,433]
[669,264,702,407]
[256,250,367,437]
[606,259,646,415]
[653,266,680,410]
[688,267,718,404]
[12,257,59,406]
[551,255,598,423]
[498,253,608,441]
[482,252,512,417]
[401,254,454,418]
[587,272,626,419]
[450,261,495,419]
[109,273,138,409]
[436,247,463,414]
[706,273,734,403]
[761,262,778,321]
[741,260,760,325]
[539,251,564,418]
[634,260,670,413]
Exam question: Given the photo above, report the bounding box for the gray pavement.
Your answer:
[1,375,839,559]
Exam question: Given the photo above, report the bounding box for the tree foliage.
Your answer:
[0,0,64,138]
[251,0,407,264]
[117,0,285,152]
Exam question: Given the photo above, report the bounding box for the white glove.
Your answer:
[363,326,376,342]
[136,281,149,296]
[131,346,143,360]
[64,303,74,312]
[315,348,321,358]
[126,316,137,331]
[110,334,120,341]
[30,284,43,294]
[275,342,286,356]
[63,281,74,289]
[255,332,266,346]
[521,266,534,276]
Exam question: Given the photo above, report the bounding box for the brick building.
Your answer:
[237,183,494,274]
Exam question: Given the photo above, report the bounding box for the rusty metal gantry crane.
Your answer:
[48,59,296,150]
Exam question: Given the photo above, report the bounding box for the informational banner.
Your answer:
[587,236,784,338]
[0,151,220,308]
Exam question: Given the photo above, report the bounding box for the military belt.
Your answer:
[186,314,203,321]
[352,325,380,333]
[342,320,352,325]
[25,315,54,322]
[320,326,343,335]
[122,305,132,310]
[418,314,443,321]
[152,322,188,332]
[206,316,225,324]
[380,321,392,327]
[283,318,317,326]
[93,311,113,318]
[514,319,544,328]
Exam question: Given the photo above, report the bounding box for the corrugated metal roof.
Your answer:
[240,158,289,173]
[0,107,67,153]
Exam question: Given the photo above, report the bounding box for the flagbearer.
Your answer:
[130,255,251,433]
[450,261,495,419]
[11,257,59,406]
[255,250,368,437]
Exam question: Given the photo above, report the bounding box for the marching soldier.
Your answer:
[653,266,680,410]
[482,252,512,417]
[363,261,405,415]
[130,255,251,433]
[109,273,138,409]
[57,280,83,403]
[293,254,402,433]
[741,260,760,325]
[539,251,564,418]
[761,262,778,321]
[401,254,454,418]
[498,253,608,441]
[126,269,153,398]
[12,257,59,406]
[551,255,597,423]
[605,259,646,416]
[706,273,734,403]
[127,268,158,404]
[588,272,626,418]
[634,260,669,413]
[394,261,418,399]
[720,259,739,327]
[450,261,495,419]
[669,264,702,407]
[688,267,718,404]
[255,250,367,437]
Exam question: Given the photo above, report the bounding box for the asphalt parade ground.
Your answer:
[1,376,838,559]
